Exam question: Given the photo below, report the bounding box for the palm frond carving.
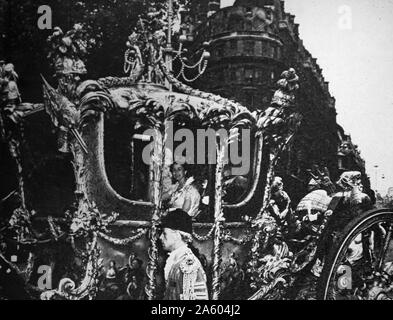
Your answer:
[129,97,166,131]
[42,76,80,129]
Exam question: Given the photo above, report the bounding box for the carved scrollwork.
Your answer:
[245,68,303,300]
[256,68,301,146]
[42,71,114,155]
[41,234,101,300]
[222,229,253,245]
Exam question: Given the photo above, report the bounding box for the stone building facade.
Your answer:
[184,0,368,201]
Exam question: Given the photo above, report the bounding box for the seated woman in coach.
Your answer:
[162,161,201,219]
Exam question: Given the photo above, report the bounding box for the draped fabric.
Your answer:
[296,190,332,213]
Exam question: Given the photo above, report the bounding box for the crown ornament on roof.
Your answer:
[123,0,210,85]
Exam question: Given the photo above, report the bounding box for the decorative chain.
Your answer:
[180,60,208,82]
[192,223,216,241]
[97,229,148,246]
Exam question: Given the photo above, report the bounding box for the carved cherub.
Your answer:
[144,30,166,84]
[257,68,301,144]
[124,32,144,79]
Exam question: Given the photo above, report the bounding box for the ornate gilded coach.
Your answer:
[1,0,393,300]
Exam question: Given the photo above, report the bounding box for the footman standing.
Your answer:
[159,209,209,300]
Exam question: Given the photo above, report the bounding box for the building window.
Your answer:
[274,46,281,59]
[230,40,237,55]
[230,69,237,82]
[255,69,263,84]
[256,41,263,57]
[244,68,254,84]
[215,43,224,57]
[270,46,275,58]
[245,40,254,56]
[219,69,225,82]
[238,40,245,56]
[262,42,270,57]
[236,69,242,83]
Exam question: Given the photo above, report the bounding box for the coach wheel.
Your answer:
[317,209,393,300]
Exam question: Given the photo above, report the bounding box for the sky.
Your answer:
[221,0,393,195]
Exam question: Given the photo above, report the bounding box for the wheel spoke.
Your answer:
[377,223,393,270]
[361,230,375,270]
